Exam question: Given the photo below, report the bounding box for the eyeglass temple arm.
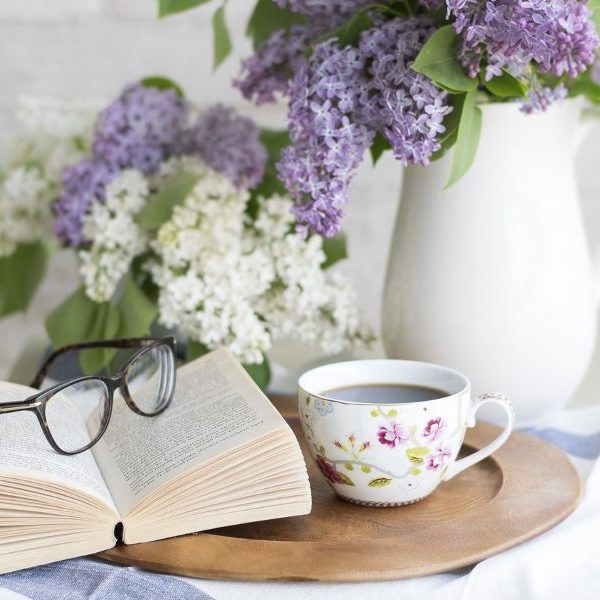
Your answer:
[29,337,166,389]
[0,399,41,414]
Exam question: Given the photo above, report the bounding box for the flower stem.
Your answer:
[329,457,410,479]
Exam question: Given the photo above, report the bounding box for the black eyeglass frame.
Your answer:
[0,336,177,455]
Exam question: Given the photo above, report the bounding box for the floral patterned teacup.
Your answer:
[298,360,514,506]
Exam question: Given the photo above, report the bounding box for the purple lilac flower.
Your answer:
[234,25,315,105]
[447,0,599,81]
[235,1,376,104]
[359,17,452,165]
[179,105,267,188]
[277,17,451,237]
[93,83,188,173]
[53,159,116,246]
[521,82,568,114]
[277,40,374,237]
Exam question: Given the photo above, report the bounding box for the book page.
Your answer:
[91,348,286,516]
[0,381,115,509]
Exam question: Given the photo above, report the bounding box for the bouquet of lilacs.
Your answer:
[160,0,600,237]
[40,79,371,382]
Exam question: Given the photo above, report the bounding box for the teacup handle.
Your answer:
[442,393,515,481]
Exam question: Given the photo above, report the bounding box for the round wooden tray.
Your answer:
[98,395,581,581]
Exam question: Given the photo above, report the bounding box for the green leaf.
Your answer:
[387,409,398,417]
[0,243,47,318]
[46,287,98,349]
[445,88,482,189]
[412,25,477,93]
[370,409,380,417]
[80,303,121,374]
[337,471,355,485]
[116,277,157,338]
[141,76,184,97]
[409,467,421,476]
[187,341,210,361]
[321,233,347,269]
[337,11,374,48]
[158,0,213,18]
[434,82,470,95]
[368,477,392,488]
[312,9,374,50]
[46,287,121,375]
[484,71,526,98]
[243,355,271,389]
[246,0,304,50]
[361,464,371,473]
[569,77,600,104]
[250,129,290,204]
[344,463,354,471]
[406,446,430,464]
[260,129,290,156]
[212,4,232,71]
[431,93,464,162]
[136,170,200,231]
[370,132,391,165]
[23,159,43,172]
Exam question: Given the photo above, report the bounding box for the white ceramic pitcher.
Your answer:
[382,100,599,425]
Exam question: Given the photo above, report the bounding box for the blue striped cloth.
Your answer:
[522,426,600,460]
[1,406,599,600]
[0,558,212,600]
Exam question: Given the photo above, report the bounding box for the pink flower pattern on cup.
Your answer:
[377,421,409,448]
[422,417,446,441]
[426,446,452,471]
[300,387,463,491]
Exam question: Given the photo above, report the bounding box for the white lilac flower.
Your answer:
[0,96,99,257]
[148,160,370,364]
[253,193,296,240]
[13,96,100,178]
[0,167,49,256]
[78,170,149,303]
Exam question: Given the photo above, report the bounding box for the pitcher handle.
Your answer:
[442,393,515,481]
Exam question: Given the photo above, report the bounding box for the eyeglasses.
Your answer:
[0,337,176,455]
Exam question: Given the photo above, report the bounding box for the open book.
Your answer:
[0,348,311,574]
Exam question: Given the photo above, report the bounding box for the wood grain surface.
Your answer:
[98,395,582,582]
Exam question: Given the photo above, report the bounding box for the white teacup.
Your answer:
[298,360,514,506]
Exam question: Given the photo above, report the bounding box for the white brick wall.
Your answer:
[0,1,250,112]
[0,0,101,20]
[1,0,600,398]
